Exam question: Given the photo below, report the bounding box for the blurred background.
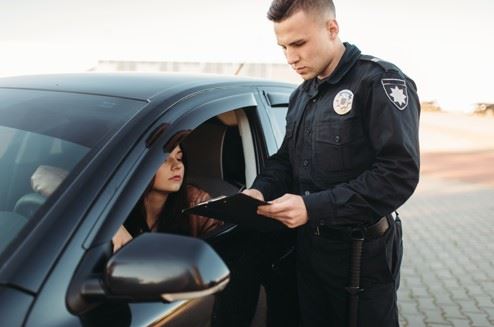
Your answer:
[2,1,494,325]
[1,0,493,113]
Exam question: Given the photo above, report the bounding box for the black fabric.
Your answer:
[211,230,299,327]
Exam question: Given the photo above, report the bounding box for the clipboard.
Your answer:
[182,193,285,231]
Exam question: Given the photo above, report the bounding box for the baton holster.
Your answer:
[345,227,365,327]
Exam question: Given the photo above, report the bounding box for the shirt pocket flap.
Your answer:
[316,119,363,145]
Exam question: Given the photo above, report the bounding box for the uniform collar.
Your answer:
[302,43,361,97]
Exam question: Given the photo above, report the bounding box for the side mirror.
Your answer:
[72,232,229,307]
[103,233,230,302]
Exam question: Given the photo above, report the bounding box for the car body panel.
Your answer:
[0,287,33,327]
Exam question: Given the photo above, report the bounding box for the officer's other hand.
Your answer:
[257,193,308,228]
[242,188,265,201]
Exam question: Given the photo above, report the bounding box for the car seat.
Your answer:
[182,118,242,197]
[182,116,250,240]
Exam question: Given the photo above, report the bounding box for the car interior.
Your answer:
[0,128,88,254]
[117,108,257,242]
[184,109,256,195]
[182,109,259,240]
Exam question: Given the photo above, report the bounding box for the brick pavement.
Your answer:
[397,176,494,326]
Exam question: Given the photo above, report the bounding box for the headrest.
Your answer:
[182,120,243,196]
[31,165,68,197]
[183,121,227,181]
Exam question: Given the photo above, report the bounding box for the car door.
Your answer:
[44,85,264,327]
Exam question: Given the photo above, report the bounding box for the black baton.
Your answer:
[345,228,365,327]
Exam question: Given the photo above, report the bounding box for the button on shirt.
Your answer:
[296,93,317,194]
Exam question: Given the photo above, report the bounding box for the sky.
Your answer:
[0,0,493,111]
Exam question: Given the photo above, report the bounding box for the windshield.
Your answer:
[0,88,145,255]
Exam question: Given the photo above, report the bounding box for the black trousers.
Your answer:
[212,230,299,327]
[297,218,403,327]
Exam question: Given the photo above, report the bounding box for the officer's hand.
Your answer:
[242,188,265,201]
[257,193,308,228]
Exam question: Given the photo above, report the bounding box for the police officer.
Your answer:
[243,0,420,326]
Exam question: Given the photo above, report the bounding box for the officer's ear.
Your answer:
[326,19,339,40]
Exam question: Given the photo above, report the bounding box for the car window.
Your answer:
[0,88,145,257]
[0,126,89,254]
[115,113,248,243]
[0,127,15,159]
[265,106,288,146]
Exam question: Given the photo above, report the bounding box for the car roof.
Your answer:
[0,72,293,101]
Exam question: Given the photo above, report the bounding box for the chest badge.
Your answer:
[333,89,354,115]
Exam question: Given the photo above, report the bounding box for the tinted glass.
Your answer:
[266,106,288,146]
[0,88,145,147]
[0,88,145,255]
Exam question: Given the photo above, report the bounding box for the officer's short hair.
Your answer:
[267,0,336,22]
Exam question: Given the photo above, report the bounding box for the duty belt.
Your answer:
[315,215,390,241]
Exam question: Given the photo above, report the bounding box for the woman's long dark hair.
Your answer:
[125,144,191,236]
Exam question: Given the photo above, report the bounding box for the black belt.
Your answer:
[315,216,390,241]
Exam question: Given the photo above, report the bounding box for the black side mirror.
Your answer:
[68,232,230,315]
[104,233,230,302]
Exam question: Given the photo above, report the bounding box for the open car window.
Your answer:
[115,109,253,243]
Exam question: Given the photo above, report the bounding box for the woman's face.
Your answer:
[153,146,184,193]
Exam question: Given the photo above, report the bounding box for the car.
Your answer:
[473,102,494,116]
[0,73,295,326]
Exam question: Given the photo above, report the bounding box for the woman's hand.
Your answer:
[112,225,133,252]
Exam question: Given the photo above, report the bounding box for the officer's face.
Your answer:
[274,9,340,80]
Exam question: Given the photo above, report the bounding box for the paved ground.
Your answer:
[398,112,494,326]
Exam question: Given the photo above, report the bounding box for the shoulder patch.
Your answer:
[382,79,408,110]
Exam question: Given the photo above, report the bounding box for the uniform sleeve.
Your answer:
[251,125,293,201]
[304,71,420,225]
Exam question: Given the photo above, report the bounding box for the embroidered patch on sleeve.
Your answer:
[381,79,408,110]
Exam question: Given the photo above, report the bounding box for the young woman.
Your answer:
[112,145,222,251]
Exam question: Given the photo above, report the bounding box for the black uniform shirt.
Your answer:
[252,43,420,227]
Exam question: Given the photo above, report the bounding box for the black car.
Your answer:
[0,73,294,326]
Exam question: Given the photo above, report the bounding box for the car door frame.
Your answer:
[21,85,264,327]
[254,86,293,156]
